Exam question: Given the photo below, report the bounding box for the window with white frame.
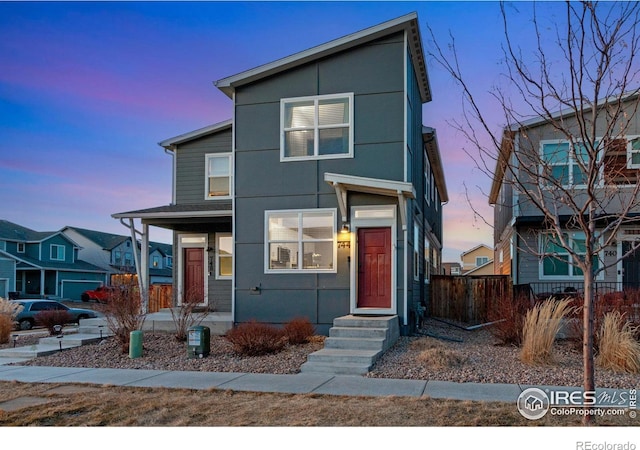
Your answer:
[152,256,160,268]
[17,242,25,253]
[205,154,232,199]
[627,137,640,169]
[476,256,489,266]
[540,140,590,186]
[281,93,353,160]
[424,239,431,281]
[50,244,65,261]
[424,151,431,206]
[451,266,461,275]
[540,231,596,278]
[266,209,336,272]
[216,233,233,279]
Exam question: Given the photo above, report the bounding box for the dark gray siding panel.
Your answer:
[235,150,319,197]
[235,289,318,323]
[175,130,232,205]
[354,92,404,145]
[318,36,404,95]
[235,64,318,106]
[235,103,279,151]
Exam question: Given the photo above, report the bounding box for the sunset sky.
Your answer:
[0,1,559,262]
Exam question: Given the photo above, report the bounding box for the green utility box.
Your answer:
[129,330,144,359]
[187,325,210,359]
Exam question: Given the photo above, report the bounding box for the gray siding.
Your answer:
[176,130,232,205]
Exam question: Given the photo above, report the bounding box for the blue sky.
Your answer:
[1,1,545,262]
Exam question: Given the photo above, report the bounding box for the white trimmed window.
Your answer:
[540,140,601,187]
[540,231,598,278]
[627,136,640,169]
[50,244,65,261]
[205,153,232,199]
[414,222,420,281]
[216,233,233,279]
[266,209,336,273]
[476,256,489,266]
[17,242,25,253]
[281,93,353,161]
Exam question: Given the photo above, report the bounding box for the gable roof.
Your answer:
[64,226,129,250]
[215,12,431,103]
[0,219,50,242]
[461,243,492,257]
[159,119,233,150]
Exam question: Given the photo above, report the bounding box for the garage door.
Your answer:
[61,280,102,302]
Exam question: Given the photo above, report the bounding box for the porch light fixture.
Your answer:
[341,223,350,233]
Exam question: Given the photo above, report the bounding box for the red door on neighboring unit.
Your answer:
[357,227,392,309]
[183,248,204,303]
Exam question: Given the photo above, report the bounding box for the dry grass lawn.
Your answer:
[0,380,636,427]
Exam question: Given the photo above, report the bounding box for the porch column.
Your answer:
[40,269,45,297]
[140,223,150,314]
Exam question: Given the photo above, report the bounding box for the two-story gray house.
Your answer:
[0,220,107,300]
[113,13,447,335]
[489,93,640,295]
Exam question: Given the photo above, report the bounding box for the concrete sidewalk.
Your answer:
[0,363,619,404]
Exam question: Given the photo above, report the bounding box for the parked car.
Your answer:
[10,299,98,331]
[81,285,115,303]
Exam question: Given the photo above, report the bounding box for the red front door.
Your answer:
[183,248,204,303]
[357,227,392,309]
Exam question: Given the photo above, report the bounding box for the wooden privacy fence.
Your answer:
[148,284,173,313]
[430,275,512,324]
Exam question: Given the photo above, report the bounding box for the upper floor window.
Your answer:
[114,250,122,264]
[152,256,160,268]
[540,140,589,186]
[17,242,25,253]
[451,266,461,275]
[265,209,336,273]
[124,252,133,266]
[205,154,232,199]
[281,93,353,161]
[476,256,489,266]
[50,244,65,261]
[166,256,173,268]
[627,137,640,169]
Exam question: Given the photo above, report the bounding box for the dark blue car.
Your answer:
[10,299,98,330]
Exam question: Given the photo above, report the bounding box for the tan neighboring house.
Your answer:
[461,244,494,275]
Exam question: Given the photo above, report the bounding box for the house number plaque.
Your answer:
[338,241,351,249]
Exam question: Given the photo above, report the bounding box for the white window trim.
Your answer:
[424,150,431,206]
[204,153,233,200]
[626,135,640,169]
[265,208,337,274]
[538,231,604,280]
[476,256,489,266]
[215,233,233,280]
[280,93,354,162]
[413,222,420,281]
[50,244,65,261]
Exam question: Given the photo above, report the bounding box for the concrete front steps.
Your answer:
[301,315,399,375]
[0,318,113,361]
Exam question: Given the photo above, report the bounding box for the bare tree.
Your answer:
[428,1,640,425]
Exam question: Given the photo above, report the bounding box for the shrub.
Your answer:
[225,320,287,356]
[171,288,211,341]
[283,317,315,345]
[99,279,145,353]
[520,298,574,365]
[35,310,74,336]
[486,292,530,346]
[596,311,640,374]
[0,296,23,320]
[412,337,466,369]
[0,314,13,344]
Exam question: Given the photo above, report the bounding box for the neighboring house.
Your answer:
[0,220,107,300]
[460,244,494,275]
[489,93,640,293]
[113,13,448,335]
[62,227,173,285]
[442,262,462,275]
